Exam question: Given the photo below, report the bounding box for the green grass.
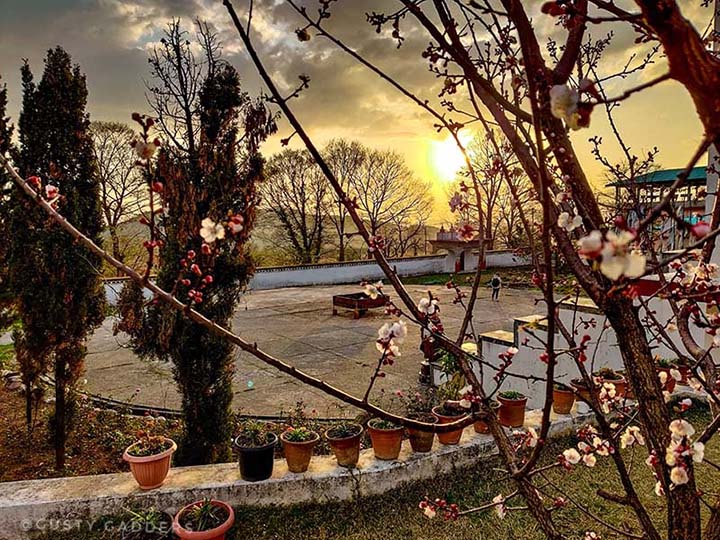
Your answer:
[35,406,719,540]
[401,267,579,295]
[0,342,14,371]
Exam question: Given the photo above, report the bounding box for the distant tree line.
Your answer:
[259,139,433,265]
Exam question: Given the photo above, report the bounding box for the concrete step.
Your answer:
[557,296,603,315]
[479,329,515,347]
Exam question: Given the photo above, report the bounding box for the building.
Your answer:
[608,166,707,252]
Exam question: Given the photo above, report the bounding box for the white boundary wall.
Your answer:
[103,251,531,305]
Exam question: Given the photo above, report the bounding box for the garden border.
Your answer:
[0,409,591,540]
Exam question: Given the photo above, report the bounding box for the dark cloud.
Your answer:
[0,0,712,218]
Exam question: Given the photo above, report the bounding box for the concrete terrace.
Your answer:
[85,284,544,416]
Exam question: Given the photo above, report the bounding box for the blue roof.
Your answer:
[607,166,707,187]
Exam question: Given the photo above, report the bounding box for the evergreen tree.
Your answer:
[120,58,274,464]
[0,74,16,331]
[7,48,105,468]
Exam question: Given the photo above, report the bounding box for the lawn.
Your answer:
[32,404,719,540]
[401,266,578,294]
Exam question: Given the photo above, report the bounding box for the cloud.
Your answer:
[0,0,712,223]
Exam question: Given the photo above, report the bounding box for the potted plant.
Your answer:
[233,421,277,482]
[473,401,500,434]
[173,498,234,540]
[552,383,575,415]
[120,506,173,540]
[367,418,404,460]
[123,432,177,490]
[497,390,528,427]
[571,378,594,403]
[674,358,691,384]
[595,367,627,398]
[401,387,437,452]
[280,426,319,473]
[325,422,363,467]
[405,413,436,452]
[432,401,467,445]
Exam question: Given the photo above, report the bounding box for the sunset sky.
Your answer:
[0,0,712,223]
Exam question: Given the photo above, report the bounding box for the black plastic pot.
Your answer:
[234,432,277,482]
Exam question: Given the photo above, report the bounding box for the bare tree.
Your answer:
[349,146,432,257]
[324,138,365,261]
[146,19,220,157]
[260,148,328,264]
[89,121,147,274]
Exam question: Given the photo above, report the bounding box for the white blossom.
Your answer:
[549,84,582,129]
[670,466,689,486]
[692,442,705,463]
[558,212,583,232]
[669,419,695,439]
[364,281,383,299]
[418,297,439,315]
[199,217,226,243]
[563,448,581,464]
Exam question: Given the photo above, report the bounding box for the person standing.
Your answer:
[490,273,502,302]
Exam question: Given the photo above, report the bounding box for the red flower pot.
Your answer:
[367,421,404,460]
[173,500,234,540]
[497,394,527,427]
[325,424,363,468]
[552,387,575,415]
[280,431,319,473]
[407,414,436,452]
[432,405,466,445]
[473,402,500,434]
[123,438,177,490]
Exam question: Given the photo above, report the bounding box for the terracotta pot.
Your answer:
[234,433,277,482]
[497,395,527,427]
[473,403,500,434]
[600,375,627,398]
[325,423,363,467]
[280,431,319,473]
[123,438,177,490]
[677,364,691,385]
[367,421,404,460]
[617,371,636,400]
[407,414,436,452]
[173,500,234,540]
[656,367,677,394]
[552,387,575,415]
[571,379,593,403]
[432,405,466,445]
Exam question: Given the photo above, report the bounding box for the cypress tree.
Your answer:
[0,74,15,330]
[7,48,105,468]
[120,62,273,464]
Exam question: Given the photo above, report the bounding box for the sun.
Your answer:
[429,132,472,184]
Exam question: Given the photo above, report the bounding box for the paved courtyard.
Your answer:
[85,284,543,417]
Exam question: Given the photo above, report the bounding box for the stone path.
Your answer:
[84,284,543,416]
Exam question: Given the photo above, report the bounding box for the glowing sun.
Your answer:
[429,132,472,184]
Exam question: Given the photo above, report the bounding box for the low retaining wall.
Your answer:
[251,255,445,290]
[103,252,529,304]
[0,410,590,540]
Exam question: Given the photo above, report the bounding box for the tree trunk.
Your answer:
[108,225,124,277]
[54,354,66,470]
[25,390,32,432]
[338,236,345,262]
[605,300,701,540]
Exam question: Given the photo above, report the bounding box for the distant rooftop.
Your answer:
[607,166,707,188]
